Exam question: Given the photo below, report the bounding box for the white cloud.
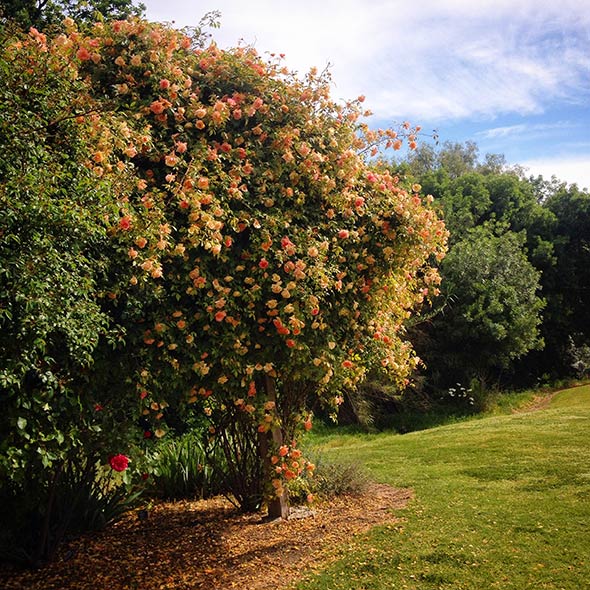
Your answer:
[520,155,590,190]
[478,125,530,139]
[356,4,590,121]
[477,122,572,140]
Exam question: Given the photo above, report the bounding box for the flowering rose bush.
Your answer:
[1,16,447,522]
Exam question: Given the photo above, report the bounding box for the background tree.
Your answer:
[416,227,544,392]
[401,141,589,395]
[406,140,479,179]
[527,185,590,378]
[0,0,144,30]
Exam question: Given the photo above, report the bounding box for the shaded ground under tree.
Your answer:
[0,484,412,590]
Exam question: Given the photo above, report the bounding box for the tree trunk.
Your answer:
[260,375,289,520]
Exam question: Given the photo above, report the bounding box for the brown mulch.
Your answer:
[0,484,413,590]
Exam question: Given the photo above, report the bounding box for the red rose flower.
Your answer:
[76,47,91,61]
[119,216,131,230]
[109,454,129,472]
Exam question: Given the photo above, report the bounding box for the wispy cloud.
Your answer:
[478,125,530,140]
[359,2,590,121]
[477,122,573,140]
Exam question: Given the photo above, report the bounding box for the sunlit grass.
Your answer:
[296,385,590,589]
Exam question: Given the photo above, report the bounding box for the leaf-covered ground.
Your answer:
[0,484,411,590]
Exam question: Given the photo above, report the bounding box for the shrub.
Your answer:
[288,450,369,505]
[148,425,265,512]
[1,15,446,528]
[149,432,223,501]
[211,411,265,513]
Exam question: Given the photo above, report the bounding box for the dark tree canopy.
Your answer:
[423,227,544,388]
[0,0,144,30]
[537,186,590,374]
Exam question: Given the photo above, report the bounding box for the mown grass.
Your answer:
[296,385,590,589]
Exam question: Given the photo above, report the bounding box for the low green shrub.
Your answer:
[288,450,369,505]
[59,462,144,534]
[148,432,224,501]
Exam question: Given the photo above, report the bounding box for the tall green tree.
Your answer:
[0,0,144,30]
[418,227,544,390]
[403,141,589,390]
[407,140,480,179]
[531,185,590,377]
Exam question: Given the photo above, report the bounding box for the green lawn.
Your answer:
[296,385,590,589]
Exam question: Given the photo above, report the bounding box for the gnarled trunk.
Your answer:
[259,375,289,520]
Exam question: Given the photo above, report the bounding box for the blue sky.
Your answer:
[141,0,590,189]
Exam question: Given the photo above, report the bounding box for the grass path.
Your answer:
[296,385,590,589]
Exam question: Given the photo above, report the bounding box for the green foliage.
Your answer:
[419,165,557,259]
[0,32,140,484]
[148,432,223,501]
[0,456,142,566]
[335,379,490,433]
[0,23,155,565]
[406,140,480,179]
[424,227,544,387]
[145,422,266,511]
[437,172,492,239]
[0,0,145,31]
[402,140,590,392]
[52,459,144,535]
[535,186,590,376]
[288,450,369,505]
